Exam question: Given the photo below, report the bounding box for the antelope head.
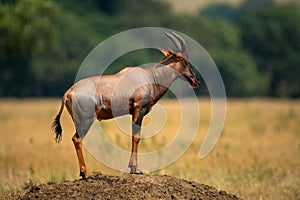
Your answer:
[160,32,200,88]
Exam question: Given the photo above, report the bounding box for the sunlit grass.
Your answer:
[0,98,299,199]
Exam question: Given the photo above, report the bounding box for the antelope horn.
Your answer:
[164,31,182,52]
[171,32,188,58]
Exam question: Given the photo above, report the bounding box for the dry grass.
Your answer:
[0,98,299,199]
[164,0,242,13]
[164,0,297,13]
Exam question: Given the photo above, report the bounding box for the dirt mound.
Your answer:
[22,172,240,200]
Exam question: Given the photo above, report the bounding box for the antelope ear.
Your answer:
[159,48,170,56]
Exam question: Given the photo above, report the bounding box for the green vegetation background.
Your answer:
[0,0,299,97]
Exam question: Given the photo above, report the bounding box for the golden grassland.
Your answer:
[164,0,242,13]
[0,98,299,199]
[164,0,296,13]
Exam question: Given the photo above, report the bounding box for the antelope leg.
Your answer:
[72,132,89,179]
[128,107,144,174]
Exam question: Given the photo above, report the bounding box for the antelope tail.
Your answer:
[52,95,67,143]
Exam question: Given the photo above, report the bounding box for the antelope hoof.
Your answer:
[129,166,143,175]
[79,171,92,180]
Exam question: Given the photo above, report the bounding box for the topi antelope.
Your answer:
[52,32,200,179]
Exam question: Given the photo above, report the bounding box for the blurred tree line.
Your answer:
[0,0,299,97]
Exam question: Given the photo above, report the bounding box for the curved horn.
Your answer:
[164,31,182,52]
[171,32,188,58]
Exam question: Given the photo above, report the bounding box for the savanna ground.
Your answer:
[0,98,299,199]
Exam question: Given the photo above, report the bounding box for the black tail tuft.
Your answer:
[52,114,62,143]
